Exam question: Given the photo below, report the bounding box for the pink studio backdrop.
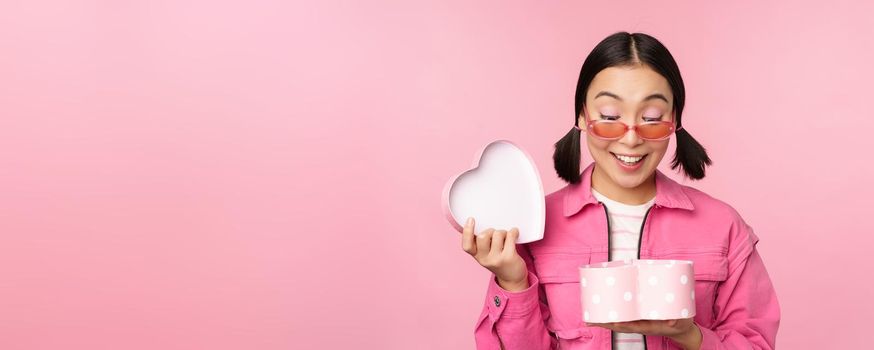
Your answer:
[1,1,871,349]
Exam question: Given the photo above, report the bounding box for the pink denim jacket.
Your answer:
[473,162,780,349]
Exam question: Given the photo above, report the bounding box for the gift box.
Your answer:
[579,259,696,323]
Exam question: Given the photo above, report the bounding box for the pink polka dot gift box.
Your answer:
[579,259,696,323]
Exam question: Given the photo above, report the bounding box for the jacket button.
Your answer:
[494,296,501,307]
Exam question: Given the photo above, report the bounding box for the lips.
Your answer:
[610,152,648,165]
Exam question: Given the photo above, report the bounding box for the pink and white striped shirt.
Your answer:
[591,187,655,350]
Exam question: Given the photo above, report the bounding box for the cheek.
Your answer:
[650,140,670,155]
[644,141,671,164]
[586,135,612,153]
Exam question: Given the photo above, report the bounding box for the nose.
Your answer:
[618,124,643,147]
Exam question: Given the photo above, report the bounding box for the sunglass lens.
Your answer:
[637,123,672,140]
[592,122,627,139]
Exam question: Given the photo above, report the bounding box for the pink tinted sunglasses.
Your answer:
[574,110,682,141]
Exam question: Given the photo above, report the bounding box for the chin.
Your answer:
[611,172,651,189]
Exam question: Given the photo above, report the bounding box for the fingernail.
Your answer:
[466,217,473,226]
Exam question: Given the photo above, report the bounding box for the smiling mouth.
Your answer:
[610,152,648,166]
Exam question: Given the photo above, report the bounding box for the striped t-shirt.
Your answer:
[591,187,655,350]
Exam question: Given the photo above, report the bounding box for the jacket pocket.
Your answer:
[531,249,594,343]
[656,249,728,327]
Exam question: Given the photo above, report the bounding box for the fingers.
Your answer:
[475,228,495,260]
[462,217,476,256]
[586,322,614,331]
[490,229,506,256]
[502,228,519,256]
[461,219,518,264]
[587,319,689,337]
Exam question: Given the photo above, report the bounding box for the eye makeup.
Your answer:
[643,109,664,121]
[597,107,620,116]
[596,108,665,121]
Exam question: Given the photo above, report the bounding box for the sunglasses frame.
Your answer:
[579,109,682,141]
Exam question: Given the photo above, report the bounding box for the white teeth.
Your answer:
[614,153,644,164]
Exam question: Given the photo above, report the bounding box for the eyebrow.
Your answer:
[595,91,669,104]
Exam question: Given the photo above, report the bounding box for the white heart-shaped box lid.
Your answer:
[441,140,545,244]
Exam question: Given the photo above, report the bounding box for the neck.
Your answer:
[591,164,656,205]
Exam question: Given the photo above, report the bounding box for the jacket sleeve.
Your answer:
[671,215,781,350]
[473,242,556,350]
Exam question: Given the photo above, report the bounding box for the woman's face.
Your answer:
[578,65,675,190]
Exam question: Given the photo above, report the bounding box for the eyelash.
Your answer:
[599,114,663,122]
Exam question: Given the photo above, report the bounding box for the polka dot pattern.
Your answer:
[579,259,696,323]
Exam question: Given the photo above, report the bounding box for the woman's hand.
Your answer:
[460,217,529,292]
[587,318,702,350]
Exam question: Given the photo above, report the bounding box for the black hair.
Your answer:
[553,31,712,184]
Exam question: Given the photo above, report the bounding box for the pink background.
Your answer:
[1,1,871,349]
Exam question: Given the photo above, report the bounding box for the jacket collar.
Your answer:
[563,162,694,217]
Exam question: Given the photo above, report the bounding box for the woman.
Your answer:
[460,31,780,350]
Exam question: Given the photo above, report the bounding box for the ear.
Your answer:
[578,108,588,130]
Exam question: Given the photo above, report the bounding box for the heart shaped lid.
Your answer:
[441,140,545,243]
